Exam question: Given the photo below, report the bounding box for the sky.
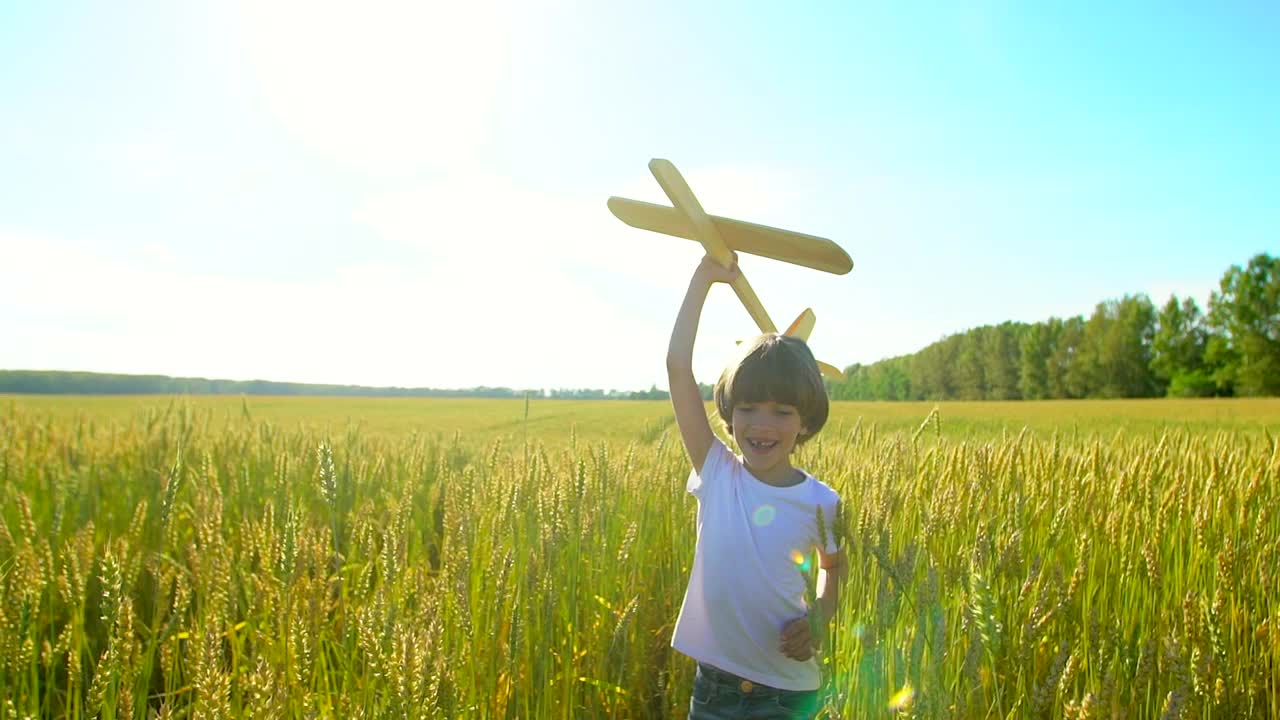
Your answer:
[2,1,1276,392]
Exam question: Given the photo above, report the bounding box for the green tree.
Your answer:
[839,361,880,399]
[1019,322,1051,400]
[1207,253,1280,396]
[878,357,913,400]
[985,322,1024,400]
[1152,296,1215,397]
[1070,296,1157,398]
[1072,303,1110,396]
[954,328,989,400]
[1047,316,1086,398]
[1103,295,1159,397]
[911,336,959,400]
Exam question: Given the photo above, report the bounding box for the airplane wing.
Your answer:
[783,308,816,340]
[818,361,844,381]
[606,196,853,275]
[782,309,842,380]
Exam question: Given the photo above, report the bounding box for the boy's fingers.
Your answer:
[781,642,812,661]
[782,641,806,657]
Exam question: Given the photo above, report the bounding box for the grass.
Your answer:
[0,395,1277,718]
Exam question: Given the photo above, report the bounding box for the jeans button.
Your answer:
[739,680,753,693]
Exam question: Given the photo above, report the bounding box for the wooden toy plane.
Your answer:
[608,158,852,380]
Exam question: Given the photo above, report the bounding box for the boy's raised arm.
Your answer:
[667,255,740,474]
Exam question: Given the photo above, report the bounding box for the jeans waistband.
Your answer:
[696,663,787,696]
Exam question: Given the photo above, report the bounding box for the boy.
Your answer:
[667,254,846,719]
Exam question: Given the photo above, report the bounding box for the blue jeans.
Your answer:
[687,663,819,719]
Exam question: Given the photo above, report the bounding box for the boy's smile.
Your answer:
[732,401,807,486]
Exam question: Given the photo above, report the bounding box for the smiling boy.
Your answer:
[666,254,846,719]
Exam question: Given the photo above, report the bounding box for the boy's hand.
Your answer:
[779,615,821,661]
[695,252,741,285]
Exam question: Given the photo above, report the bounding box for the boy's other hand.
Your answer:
[779,615,819,661]
[695,252,741,285]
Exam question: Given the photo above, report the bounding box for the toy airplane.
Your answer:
[608,158,852,380]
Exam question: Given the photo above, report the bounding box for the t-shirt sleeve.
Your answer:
[686,437,731,498]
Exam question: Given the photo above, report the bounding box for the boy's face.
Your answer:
[731,400,808,483]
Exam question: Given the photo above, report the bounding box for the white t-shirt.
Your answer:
[671,437,840,691]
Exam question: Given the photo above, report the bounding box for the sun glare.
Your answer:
[237,0,509,168]
[888,683,914,711]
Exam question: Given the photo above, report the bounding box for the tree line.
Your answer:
[830,253,1279,401]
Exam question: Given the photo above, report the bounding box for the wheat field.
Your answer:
[1,396,1277,718]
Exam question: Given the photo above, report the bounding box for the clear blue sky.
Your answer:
[2,1,1276,391]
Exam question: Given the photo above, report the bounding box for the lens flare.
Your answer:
[789,549,811,572]
[888,683,914,711]
[752,504,776,526]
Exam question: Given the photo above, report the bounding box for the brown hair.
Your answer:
[713,333,829,444]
